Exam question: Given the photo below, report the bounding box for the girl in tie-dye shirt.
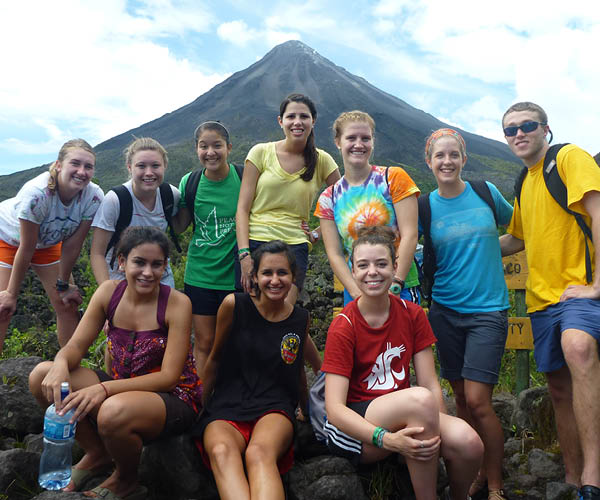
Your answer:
[314,111,420,305]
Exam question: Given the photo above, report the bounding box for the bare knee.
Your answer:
[442,417,484,463]
[28,361,53,405]
[245,442,276,471]
[562,332,599,373]
[96,397,128,437]
[465,393,493,422]
[546,371,572,405]
[208,441,242,471]
[195,330,215,358]
[405,387,439,428]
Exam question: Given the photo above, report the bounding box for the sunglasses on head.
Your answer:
[503,121,546,137]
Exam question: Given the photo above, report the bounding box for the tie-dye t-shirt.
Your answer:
[314,165,420,286]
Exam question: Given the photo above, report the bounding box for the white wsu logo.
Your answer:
[363,342,407,390]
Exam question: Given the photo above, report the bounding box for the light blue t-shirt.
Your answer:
[421,181,513,313]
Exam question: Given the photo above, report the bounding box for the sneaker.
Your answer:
[488,490,507,500]
[579,485,600,500]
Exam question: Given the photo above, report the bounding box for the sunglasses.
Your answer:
[503,121,546,137]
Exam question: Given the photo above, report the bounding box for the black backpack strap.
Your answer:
[159,183,181,253]
[417,193,436,304]
[514,166,528,207]
[542,143,593,282]
[184,170,203,232]
[233,163,244,181]
[106,185,133,267]
[469,180,498,227]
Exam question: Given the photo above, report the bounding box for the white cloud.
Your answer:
[0,0,227,156]
[217,20,259,46]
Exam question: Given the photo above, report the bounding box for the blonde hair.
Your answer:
[124,137,168,173]
[333,111,375,140]
[47,139,95,192]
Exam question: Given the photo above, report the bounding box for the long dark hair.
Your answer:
[279,93,318,182]
[116,226,170,261]
[251,240,297,297]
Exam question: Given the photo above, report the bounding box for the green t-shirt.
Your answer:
[179,165,241,290]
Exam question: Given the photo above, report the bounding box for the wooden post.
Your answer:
[503,251,531,394]
[514,289,530,393]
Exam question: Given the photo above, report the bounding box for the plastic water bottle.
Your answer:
[38,382,77,490]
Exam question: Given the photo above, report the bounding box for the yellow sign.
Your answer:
[503,251,528,289]
[506,317,533,350]
[334,274,344,292]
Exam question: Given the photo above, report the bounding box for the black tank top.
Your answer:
[198,293,309,431]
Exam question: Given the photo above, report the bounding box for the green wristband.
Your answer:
[372,426,384,447]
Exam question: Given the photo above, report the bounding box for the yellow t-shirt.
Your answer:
[246,142,339,246]
[508,144,600,312]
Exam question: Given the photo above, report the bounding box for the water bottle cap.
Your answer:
[60,382,70,401]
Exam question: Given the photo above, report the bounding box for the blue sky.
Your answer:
[1,0,599,175]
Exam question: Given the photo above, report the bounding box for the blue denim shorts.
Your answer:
[530,298,600,373]
[428,302,508,385]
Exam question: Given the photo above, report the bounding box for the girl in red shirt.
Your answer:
[322,226,483,500]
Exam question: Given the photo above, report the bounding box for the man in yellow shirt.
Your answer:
[500,102,600,500]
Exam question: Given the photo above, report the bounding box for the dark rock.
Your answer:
[512,386,557,448]
[545,481,578,500]
[139,434,218,500]
[31,493,87,500]
[0,357,45,435]
[527,448,564,480]
[492,392,516,438]
[0,448,40,498]
[515,473,538,488]
[24,434,44,454]
[303,474,367,500]
[288,456,367,500]
[504,437,522,456]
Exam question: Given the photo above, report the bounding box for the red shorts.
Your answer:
[196,411,295,474]
[0,240,62,268]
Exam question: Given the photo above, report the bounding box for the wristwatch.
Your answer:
[56,279,69,292]
[389,283,403,296]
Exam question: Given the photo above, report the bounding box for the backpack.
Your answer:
[184,164,244,231]
[105,183,181,266]
[514,143,593,282]
[417,180,499,305]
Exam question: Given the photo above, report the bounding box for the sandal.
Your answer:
[469,477,488,500]
[86,485,148,500]
[488,489,507,500]
[69,464,114,491]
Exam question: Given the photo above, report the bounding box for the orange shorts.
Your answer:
[0,240,62,268]
[196,411,295,474]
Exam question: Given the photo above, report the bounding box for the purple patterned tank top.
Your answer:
[106,280,202,412]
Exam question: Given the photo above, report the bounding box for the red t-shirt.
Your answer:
[321,296,436,403]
